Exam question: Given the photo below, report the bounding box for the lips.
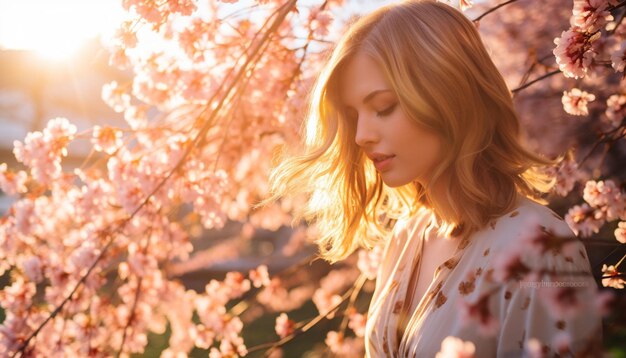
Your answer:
[367,153,395,171]
[367,153,394,162]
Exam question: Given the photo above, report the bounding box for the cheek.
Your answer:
[403,128,442,165]
[422,133,441,157]
[387,111,443,166]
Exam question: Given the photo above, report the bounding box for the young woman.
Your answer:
[267,0,603,356]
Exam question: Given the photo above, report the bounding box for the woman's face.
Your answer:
[339,52,443,188]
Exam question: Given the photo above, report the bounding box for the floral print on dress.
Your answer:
[364,196,603,357]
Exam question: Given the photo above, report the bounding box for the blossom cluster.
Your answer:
[565,179,626,239]
[12,117,76,186]
[0,0,351,355]
[553,0,613,79]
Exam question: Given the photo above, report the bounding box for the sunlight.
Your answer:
[0,0,125,60]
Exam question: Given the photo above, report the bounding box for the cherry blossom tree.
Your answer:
[0,0,624,357]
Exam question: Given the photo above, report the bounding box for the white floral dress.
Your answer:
[365,195,603,357]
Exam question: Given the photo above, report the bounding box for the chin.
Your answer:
[381,176,412,188]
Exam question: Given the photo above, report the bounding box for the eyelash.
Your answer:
[345,103,397,122]
[376,103,397,117]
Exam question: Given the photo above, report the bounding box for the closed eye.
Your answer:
[376,103,397,117]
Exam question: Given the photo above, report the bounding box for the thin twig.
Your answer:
[578,117,626,167]
[613,252,626,270]
[116,222,154,357]
[511,69,560,93]
[472,0,519,22]
[116,277,143,357]
[338,274,367,338]
[249,278,359,357]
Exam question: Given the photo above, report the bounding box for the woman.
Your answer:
[266,0,603,356]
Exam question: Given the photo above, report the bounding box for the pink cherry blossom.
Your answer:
[524,338,544,358]
[132,1,164,25]
[166,0,197,16]
[611,40,626,72]
[601,264,625,289]
[457,293,499,337]
[324,330,365,356]
[0,276,36,315]
[552,331,572,355]
[435,336,476,358]
[551,156,580,196]
[615,221,626,243]
[571,0,613,33]
[0,164,28,195]
[249,264,271,288]
[561,88,595,115]
[12,118,76,186]
[357,244,383,280]
[583,180,625,221]
[132,69,175,107]
[92,126,124,155]
[123,104,149,130]
[113,20,138,49]
[310,268,359,318]
[553,28,599,78]
[21,256,44,283]
[13,198,35,235]
[257,278,314,312]
[492,247,531,283]
[180,69,216,103]
[309,8,334,38]
[347,310,367,337]
[565,203,603,237]
[604,93,626,128]
[223,271,251,299]
[274,313,295,338]
[69,238,101,276]
[192,324,216,349]
[312,287,342,319]
[537,285,585,319]
[102,81,131,113]
[459,0,474,12]
[44,117,77,142]
[109,47,131,69]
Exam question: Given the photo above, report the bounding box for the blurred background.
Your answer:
[1,0,624,357]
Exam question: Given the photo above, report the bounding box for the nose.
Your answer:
[354,114,379,148]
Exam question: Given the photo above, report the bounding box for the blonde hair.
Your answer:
[264,0,558,264]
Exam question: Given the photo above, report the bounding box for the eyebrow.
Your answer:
[362,89,393,104]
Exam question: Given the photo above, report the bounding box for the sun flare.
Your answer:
[0,0,125,60]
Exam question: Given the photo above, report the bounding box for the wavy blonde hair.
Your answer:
[264,0,558,264]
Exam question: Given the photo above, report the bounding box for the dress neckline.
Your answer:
[394,211,471,352]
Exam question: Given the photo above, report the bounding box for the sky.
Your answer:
[0,0,400,56]
[0,0,127,58]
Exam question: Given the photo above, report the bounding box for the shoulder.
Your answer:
[483,196,594,278]
[472,195,594,276]
[480,195,575,252]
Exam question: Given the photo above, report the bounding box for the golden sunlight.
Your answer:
[0,0,125,60]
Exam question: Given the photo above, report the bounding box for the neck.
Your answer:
[423,172,460,235]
